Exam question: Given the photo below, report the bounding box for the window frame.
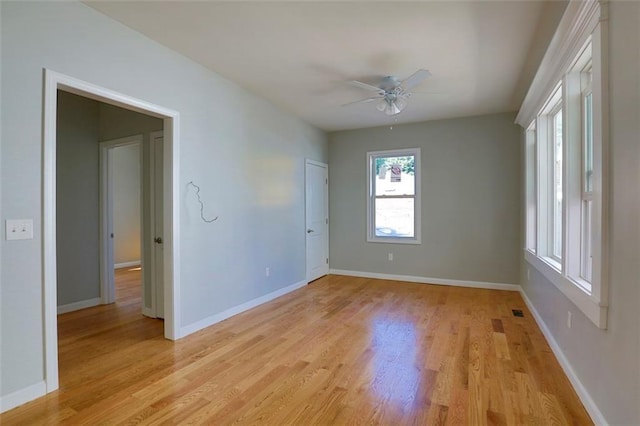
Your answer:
[535,83,563,271]
[366,148,421,245]
[524,122,537,254]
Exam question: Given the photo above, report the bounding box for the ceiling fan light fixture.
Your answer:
[395,97,407,112]
[385,102,401,116]
[345,68,432,117]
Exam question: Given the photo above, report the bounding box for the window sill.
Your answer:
[367,236,421,245]
[524,249,607,329]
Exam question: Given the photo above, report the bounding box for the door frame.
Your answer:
[305,159,329,282]
[43,69,181,394]
[148,130,164,318]
[98,135,144,307]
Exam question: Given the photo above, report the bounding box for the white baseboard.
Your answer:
[57,297,102,315]
[519,289,607,426]
[179,279,307,338]
[0,380,46,413]
[114,260,141,269]
[329,269,520,291]
[142,307,156,318]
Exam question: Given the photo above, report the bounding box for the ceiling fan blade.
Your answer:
[409,91,448,96]
[342,96,383,107]
[401,69,432,90]
[348,80,384,94]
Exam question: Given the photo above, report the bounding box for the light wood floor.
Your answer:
[1,270,592,425]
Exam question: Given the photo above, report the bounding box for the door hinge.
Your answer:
[325,218,328,224]
[326,258,329,264]
[325,178,328,184]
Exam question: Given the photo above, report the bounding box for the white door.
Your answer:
[305,160,329,282]
[150,133,165,318]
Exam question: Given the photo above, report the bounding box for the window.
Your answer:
[525,122,537,253]
[367,149,421,244]
[536,83,563,268]
[580,67,593,284]
[517,9,609,328]
[551,105,563,261]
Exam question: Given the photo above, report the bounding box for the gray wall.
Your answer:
[329,112,521,285]
[55,92,163,309]
[112,143,141,265]
[56,91,101,306]
[0,1,327,399]
[520,2,640,424]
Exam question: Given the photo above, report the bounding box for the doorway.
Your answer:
[43,69,181,393]
[100,135,165,318]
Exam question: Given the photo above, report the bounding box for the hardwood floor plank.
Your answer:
[0,272,592,425]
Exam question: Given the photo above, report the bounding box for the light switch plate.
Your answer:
[6,219,34,240]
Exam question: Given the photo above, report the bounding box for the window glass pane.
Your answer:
[553,109,563,259]
[375,198,414,238]
[584,93,593,192]
[375,156,415,196]
[581,199,593,286]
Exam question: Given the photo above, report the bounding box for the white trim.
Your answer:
[519,289,607,426]
[163,116,180,340]
[516,0,601,126]
[43,69,60,393]
[149,130,164,319]
[179,280,307,338]
[43,69,181,400]
[57,297,101,315]
[329,269,520,292]
[114,260,141,269]
[0,381,47,413]
[524,250,606,328]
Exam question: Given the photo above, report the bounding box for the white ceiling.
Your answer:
[86,1,566,132]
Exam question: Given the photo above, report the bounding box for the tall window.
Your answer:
[367,148,421,244]
[516,2,608,329]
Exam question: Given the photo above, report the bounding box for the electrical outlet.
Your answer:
[388,253,393,261]
[567,311,572,328]
[265,267,270,277]
[6,219,34,241]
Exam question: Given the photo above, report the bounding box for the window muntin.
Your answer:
[367,149,421,244]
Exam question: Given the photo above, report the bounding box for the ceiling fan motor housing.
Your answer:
[379,76,401,91]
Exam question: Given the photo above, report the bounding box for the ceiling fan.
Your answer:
[344,69,432,116]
